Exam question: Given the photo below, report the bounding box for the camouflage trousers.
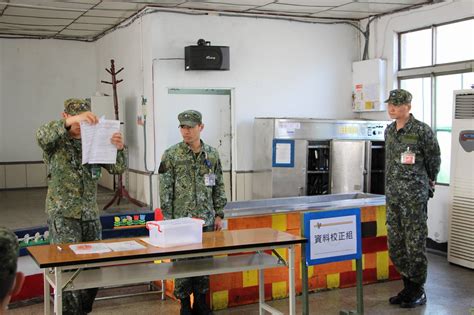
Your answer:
[174,225,213,300]
[48,213,102,315]
[386,201,428,286]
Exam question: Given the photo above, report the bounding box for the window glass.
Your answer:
[435,74,463,129]
[400,28,432,69]
[436,19,474,64]
[400,77,431,125]
[398,20,473,185]
[436,131,451,184]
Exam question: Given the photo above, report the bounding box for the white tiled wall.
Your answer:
[124,170,247,207]
[26,164,47,187]
[128,171,137,198]
[223,171,231,202]
[1,163,256,203]
[0,165,5,189]
[5,165,27,188]
[235,172,253,201]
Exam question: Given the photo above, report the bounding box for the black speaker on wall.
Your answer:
[185,40,229,71]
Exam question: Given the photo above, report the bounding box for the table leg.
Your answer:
[44,270,50,315]
[259,268,264,315]
[54,267,62,315]
[288,245,296,315]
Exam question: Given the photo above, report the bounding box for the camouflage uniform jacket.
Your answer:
[37,119,126,220]
[384,114,441,204]
[159,140,227,226]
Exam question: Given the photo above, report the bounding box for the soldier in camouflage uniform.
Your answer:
[36,98,126,315]
[384,89,441,308]
[159,110,227,315]
[0,227,24,314]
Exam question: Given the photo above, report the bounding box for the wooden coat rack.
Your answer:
[101,59,145,210]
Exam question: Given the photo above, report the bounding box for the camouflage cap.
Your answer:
[0,226,19,278]
[384,89,412,105]
[64,98,91,115]
[178,110,202,127]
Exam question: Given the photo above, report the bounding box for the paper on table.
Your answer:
[80,117,120,164]
[106,240,146,252]
[69,243,112,255]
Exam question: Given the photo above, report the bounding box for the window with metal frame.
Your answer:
[398,18,474,185]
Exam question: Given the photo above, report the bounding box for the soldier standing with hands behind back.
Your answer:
[36,98,127,315]
[159,110,227,315]
[384,89,441,309]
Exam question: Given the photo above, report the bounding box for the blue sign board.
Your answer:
[272,139,295,167]
[304,208,361,265]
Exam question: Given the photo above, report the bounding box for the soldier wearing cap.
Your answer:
[36,98,126,315]
[159,109,227,315]
[0,227,24,314]
[384,89,441,308]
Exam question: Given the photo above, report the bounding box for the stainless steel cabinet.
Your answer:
[253,118,390,199]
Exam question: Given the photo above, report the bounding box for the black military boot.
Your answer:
[192,293,212,315]
[389,276,410,305]
[180,296,193,315]
[400,284,427,308]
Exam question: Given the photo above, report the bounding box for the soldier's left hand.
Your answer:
[111,132,124,150]
[214,216,223,231]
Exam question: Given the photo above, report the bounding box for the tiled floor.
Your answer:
[7,253,474,315]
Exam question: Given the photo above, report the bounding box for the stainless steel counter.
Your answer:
[224,193,386,218]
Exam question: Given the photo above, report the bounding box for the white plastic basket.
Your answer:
[146,218,205,247]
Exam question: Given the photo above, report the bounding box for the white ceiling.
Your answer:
[0,0,434,41]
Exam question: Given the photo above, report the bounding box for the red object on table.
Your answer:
[154,208,164,221]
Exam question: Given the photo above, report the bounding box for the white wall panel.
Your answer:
[0,165,5,189]
[0,39,96,162]
[5,164,26,188]
[26,163,47,187]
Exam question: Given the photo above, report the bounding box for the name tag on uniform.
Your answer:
[205,174,216,186]
[91,165,101,179]
[401,147,415,165]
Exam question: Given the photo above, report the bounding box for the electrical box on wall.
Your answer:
[352,59,387,112]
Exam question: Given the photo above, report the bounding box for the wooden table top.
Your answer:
[27,228,306,268]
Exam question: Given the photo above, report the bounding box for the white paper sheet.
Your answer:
[106,240,146,252]
[275,142,292,164]
[69,243,112,255]
[80,117,120,164]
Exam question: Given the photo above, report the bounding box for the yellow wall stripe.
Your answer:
[243,270,258,287]
[327,273,340,289]
[272,281,287,299]
[272,214,287,231]
[376,251,389,280]
[212,290,229,310]
[376,206,387,236]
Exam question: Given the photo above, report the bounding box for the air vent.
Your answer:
[448,90,474,269]
[454,93,474,119]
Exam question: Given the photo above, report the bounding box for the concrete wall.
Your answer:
[0,39,96,162]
